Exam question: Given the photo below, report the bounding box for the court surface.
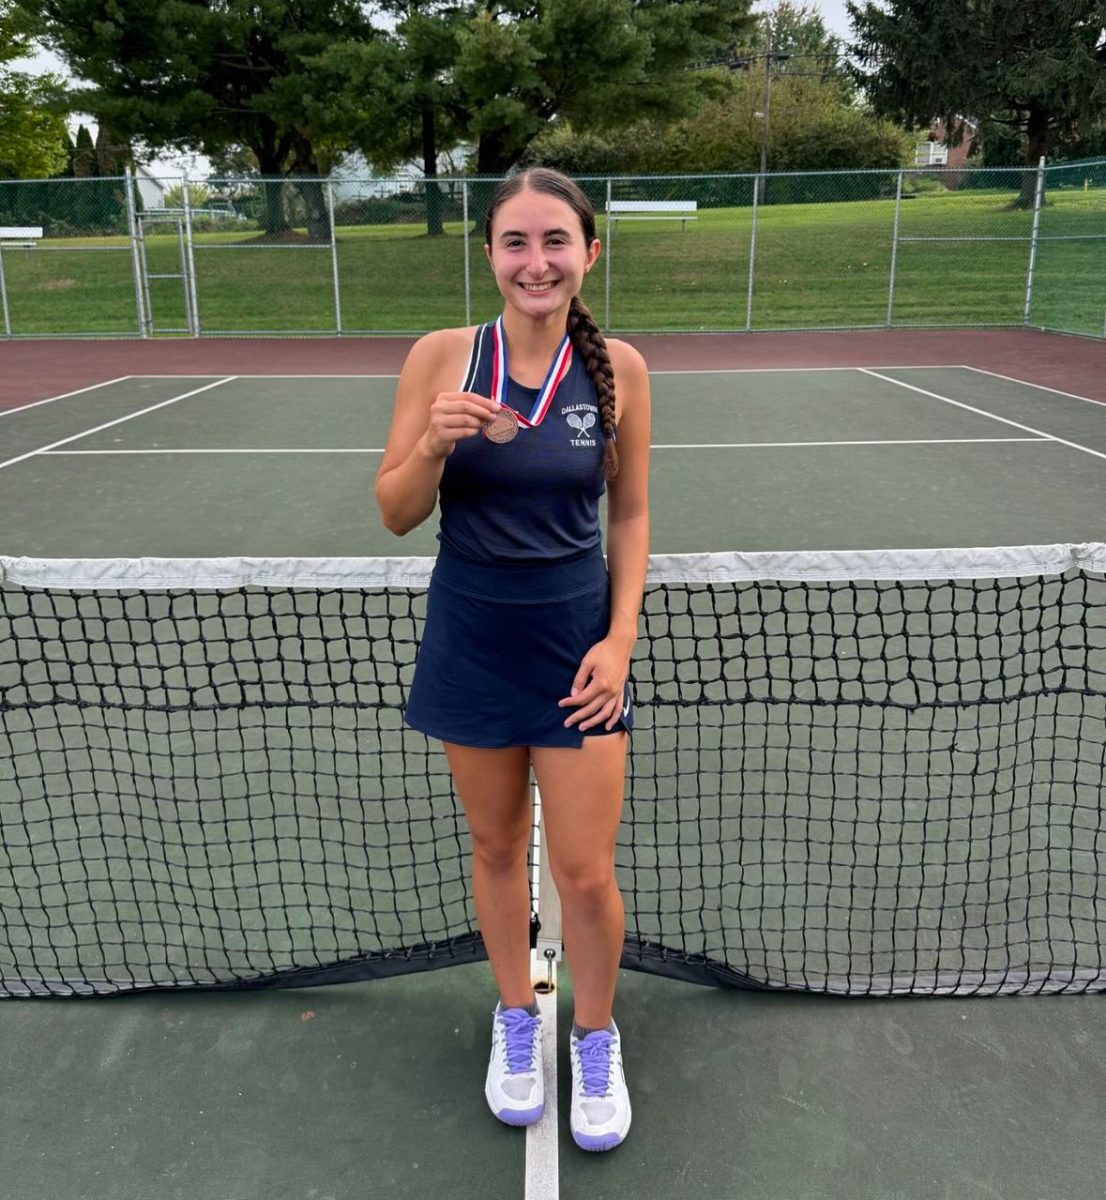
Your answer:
[3,342,1106,1200]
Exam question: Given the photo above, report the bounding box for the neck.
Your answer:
[501,303,572,362]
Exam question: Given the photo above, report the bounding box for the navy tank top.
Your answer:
[437,320,606,563]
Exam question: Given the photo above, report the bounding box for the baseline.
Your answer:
[0,379,238,472]
[0,376,135,418]
[858,369,1106,465]
[960,366,1106,409]
[38,436,1051,457]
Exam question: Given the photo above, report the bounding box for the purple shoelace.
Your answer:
[576,1032,614,1096]
[500,1009,540,1073]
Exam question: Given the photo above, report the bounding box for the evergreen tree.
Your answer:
[847,0,1106,204]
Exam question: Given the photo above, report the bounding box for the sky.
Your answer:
[18,1,858,176]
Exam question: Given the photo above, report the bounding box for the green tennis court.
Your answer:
[3,350,1106,1199]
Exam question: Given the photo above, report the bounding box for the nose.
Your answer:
[526,243,549,276]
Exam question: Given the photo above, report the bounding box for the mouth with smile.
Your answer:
[518,280,559,294]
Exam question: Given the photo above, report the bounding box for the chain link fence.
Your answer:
[1,159,1103,338]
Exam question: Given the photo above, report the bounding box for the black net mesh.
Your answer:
[2,554,1105,997]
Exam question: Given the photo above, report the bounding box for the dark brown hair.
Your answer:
[485,168,618,479]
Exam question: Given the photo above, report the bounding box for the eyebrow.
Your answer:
[498,227,573,240]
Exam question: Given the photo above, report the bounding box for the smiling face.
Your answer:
[484,186,600,320]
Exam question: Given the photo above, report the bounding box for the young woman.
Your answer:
[375,168,651,1152]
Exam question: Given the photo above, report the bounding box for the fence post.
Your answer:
[745,172,759,331]
[326,180,342,334]
[603,178,612,334]
[886,169,904,327]
[0,246,10,337]
[463,180,471,327]
[1023,156,1047,326]
[181,171,201,335]
[124,167,149,338]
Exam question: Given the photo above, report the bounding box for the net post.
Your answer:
[462,180,471,327]
[1023,156,1047,326]
[886,168,904,327]
[0,243,10,337]
[180,172,202,336]
[124,166,149,338]
[135,199,154,336]
[325,180,342,334]
[531,783,562,987]
[745,169,759,331]
[603,177,612,334]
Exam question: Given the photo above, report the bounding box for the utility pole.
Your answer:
[755,47,791,204]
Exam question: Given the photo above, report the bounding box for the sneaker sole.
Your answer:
[571,1106,631,1152]
[489,1099,545,1127]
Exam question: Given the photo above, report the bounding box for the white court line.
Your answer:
[859,369,1106,464]
[43,448,388,455]
[650,437,1048,449]
[647,364,948,375]
[0,376,134,418]
[41,437,1051,457]
[119,373,400,379]
[959,365,1106,409]
[525,973,559,1200]
[526,784,559,1200]
[0,378,238,472]
[119,366,960,379]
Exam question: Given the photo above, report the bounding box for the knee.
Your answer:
[471,831,530,874]
[551,861,618,912]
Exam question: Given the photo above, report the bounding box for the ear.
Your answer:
[585,238,601,272]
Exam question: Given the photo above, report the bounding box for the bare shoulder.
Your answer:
[606,337,650,384]
[605,339,650,426]
[401,325,479,390]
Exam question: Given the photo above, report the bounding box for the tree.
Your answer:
[28,0,387,234]
[0,1,68,178]
[847,0,1106,205]
[317,0,754,193]
[524,70,909,177]
[740,1,848,84]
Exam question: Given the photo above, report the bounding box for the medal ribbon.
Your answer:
[490,316,573,429]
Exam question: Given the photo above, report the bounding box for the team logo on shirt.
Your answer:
[562,404,597,447]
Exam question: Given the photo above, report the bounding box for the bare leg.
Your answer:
[443,742,535,1008]
[531,734,628,1029]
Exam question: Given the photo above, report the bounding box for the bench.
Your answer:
[607,201,697,231]
[0,226,43,248]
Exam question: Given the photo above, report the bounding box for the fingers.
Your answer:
[437,391,500,420]
[425,392,503,455]
[559,678,620,729]
[580,695,622,732]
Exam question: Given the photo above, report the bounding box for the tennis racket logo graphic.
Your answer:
[567,411,596,440]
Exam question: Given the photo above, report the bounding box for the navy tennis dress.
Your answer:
[404,320,633,749]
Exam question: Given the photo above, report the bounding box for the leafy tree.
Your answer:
[317,0,754,191]
[525,71,909,178]
[0,1,67,177]
[847,0,1106,204]
[28,0,386,234]
[741,1,847,84]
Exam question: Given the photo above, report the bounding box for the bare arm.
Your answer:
[375,330,499,536]
[605,341,652,651]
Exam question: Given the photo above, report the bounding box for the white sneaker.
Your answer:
[484,1003,544,1127]
[569,1021,631,1151]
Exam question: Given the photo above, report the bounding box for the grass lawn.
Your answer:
[1,184,1103,338]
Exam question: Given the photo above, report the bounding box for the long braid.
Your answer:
[566,296,619,480]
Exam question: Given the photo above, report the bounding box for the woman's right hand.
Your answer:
[419,392,501,459]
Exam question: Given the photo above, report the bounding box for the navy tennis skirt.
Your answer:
[405,544,633,749]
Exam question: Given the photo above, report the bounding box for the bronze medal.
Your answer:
[484,407,519,444]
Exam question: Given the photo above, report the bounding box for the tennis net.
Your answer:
[2,545,1105,998]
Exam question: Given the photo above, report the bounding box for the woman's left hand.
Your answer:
[558,637,632,732]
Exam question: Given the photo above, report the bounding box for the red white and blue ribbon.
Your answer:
[490,315,573,429]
